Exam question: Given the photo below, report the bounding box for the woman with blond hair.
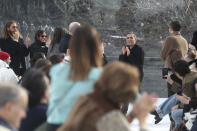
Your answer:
[58,61,157,131]
[0,21,30,76]
[46,25,102,130]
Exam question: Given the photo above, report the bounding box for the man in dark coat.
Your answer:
[119,33,144,82]
[0,21,30,76]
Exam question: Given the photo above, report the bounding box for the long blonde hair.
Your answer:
[69,25,102,81]
[2,21,23,39]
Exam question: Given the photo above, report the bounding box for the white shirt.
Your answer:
[0,60,18,84]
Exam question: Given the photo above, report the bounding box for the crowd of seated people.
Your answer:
[0,19,197,131]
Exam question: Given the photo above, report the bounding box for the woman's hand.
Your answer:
[25,33,31,47]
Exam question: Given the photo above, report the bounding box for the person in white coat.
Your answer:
[0,51,18,83]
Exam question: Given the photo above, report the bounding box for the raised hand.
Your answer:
[122,46,127,55]
[125,46,130,56]
[46,35,51,45]
[25,33,31,47]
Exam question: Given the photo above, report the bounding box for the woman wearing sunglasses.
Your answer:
[29,30,48,60]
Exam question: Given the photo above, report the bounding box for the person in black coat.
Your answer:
[29,30,48,59]
[0,21,30,76]
[59,22,80,53]
[119,33,144,82]
[191,31,197,50]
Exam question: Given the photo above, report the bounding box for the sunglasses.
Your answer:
[11,26,18,29]
[41,35,47,38]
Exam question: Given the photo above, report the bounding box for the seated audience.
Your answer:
[151,60,197,125]
[19,69,50,131]
[46,25,102,131]
[0,51,18,83]
[58,61,157,131]
[0,83,28,131]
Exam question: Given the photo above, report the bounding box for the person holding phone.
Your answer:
[119,33,144,82]
[0,21,30,76]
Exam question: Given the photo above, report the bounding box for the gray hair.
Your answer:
[0,83,27,107]
[127,32,137,40]
[69,22,81,34]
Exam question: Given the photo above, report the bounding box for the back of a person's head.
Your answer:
[34,59,51,69]
[48,54,64,65]
[30,52,46,66]
[170,21,181,31]
[174,60,190,77]
[21,68,49,108]
[33,59,52,78]
[0,83,27,108]
[94,61,139,104]
[69,22,80,34]
[69,25,102,81]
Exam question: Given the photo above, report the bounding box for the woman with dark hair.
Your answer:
[0,21,30,76]
[29,29,48,58]
[58,62,156,131]
[191,31,197,50]
[19,68,50,131]
[48,27,67,55]
[46,25,102,130]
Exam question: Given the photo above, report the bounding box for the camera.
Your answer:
[162,68,168,79]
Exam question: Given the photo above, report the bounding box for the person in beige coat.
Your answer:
[160,21,188,97]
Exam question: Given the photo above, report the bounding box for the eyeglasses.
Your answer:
[41,35,47,38]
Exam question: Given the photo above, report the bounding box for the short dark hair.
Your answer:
[21,68,48,108]
[174,60,190,77]
[170,21,181,31]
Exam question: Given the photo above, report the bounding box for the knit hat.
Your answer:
[0,51,10,61]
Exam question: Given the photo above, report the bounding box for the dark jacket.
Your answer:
[19,104,47,131]
[59,34,71,53]
[119,44,144,81]
[29,41,48,58]
[0,37,29,76]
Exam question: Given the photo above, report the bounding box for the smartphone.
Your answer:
[177,88,182,95]
[162,68,168,79]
